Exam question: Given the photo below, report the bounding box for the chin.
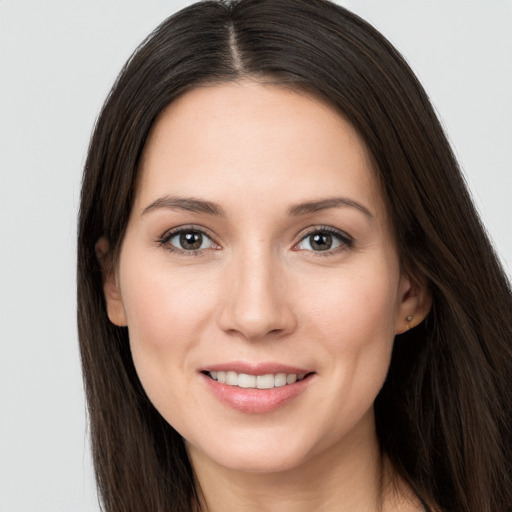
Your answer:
[223,451,306,474]
[185,425,322,475]
[204,449,309,475]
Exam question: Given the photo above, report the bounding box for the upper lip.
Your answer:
[200,361,312,376]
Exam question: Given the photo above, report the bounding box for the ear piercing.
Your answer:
[396,315,414,335]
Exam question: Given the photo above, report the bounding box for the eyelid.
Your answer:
[157,224,352,256]
[293,225,354,253]
[158,224,221,255]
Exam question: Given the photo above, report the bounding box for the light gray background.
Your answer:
[1,1,510,510]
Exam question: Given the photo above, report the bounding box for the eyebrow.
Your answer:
[142,196,225,217]
[142,195,373,219]
[288,197,374,219]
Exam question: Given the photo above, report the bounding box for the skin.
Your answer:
[100,80,430,511]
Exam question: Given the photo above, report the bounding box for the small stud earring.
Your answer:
[406,315,413,330]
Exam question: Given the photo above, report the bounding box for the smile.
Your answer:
[201,363,314,413]
[207,371,307,389]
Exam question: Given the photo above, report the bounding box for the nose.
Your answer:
[217,250,297,341]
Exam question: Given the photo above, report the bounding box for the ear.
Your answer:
[95,237,127,327]
[395,272,431,334]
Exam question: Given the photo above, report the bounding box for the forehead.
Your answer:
[135,80,386,220]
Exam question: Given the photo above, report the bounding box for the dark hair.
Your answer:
[77,1,512,511]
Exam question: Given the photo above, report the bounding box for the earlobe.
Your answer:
[95,238,128,327]
[395,273,431,334]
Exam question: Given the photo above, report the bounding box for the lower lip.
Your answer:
[201,373,312,413]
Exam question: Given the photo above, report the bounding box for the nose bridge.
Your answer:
[218,243,295,340]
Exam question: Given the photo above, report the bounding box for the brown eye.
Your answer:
[167,230,214,251]
[180,232,203,250]
[310,233,333,251]
[296,229,349,252]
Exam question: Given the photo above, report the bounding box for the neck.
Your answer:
[187,411,420,512]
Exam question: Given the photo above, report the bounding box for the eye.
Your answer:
[172,231,211,251]
[295,228,351,253]
[161,228,217,253]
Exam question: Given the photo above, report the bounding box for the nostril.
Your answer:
[217,293,298,341]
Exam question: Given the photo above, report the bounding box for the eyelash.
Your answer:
[158,225,219,256]
[157,225,353,256]
[293,226,353,256]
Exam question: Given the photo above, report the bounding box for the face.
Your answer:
[102,81,427,475]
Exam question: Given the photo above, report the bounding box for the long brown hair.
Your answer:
[77,1,512,510]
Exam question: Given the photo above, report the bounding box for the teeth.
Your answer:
[207,371,308,389]
[226,371,238,386]
[286,374,297,384]
[256,374,274,389]
[238,373,256,388]
[274,373,287,387]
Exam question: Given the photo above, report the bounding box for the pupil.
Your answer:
[311,233,332,251]
[180,232,202,250]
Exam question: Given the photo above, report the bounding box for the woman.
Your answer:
[77,0,512,511]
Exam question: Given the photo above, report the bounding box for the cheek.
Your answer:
[304,265,399,349]
[300,264,399,421]
[118,261,217,405]
[122,260,214,344]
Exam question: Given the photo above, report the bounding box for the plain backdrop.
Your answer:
[0,1,510,510]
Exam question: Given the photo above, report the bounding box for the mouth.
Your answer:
[203,370,309,389]
[200,365,315,413]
